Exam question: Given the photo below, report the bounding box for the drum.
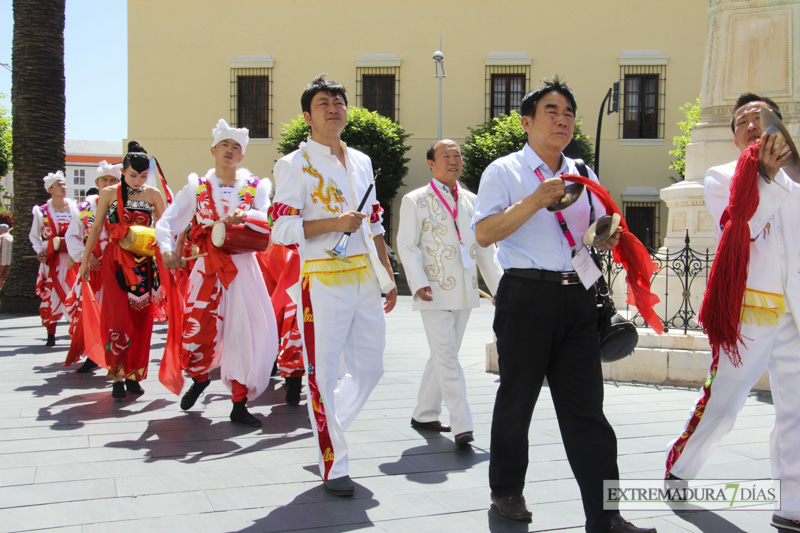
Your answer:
[51,236,68,254]
[211,223,270,254]
[119,226,157,256]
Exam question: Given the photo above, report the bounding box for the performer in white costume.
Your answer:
[64,160,121,372]
[665,94,800,532]
[272,75,396,496]
[397,139,502,446]
[29,171,77,346]
[156,119,278,427]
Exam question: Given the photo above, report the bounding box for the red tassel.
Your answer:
[698,144,761,366]
[156,249,187,396]
[561,174,663,334]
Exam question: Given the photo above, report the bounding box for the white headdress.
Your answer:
[42,171,66,191]
[96,160,122,180]
[211,118,249,154]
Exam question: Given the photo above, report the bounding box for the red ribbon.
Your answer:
[560,174,664,334]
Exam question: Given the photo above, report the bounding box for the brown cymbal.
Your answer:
[583,213,621,247]
[547,183,585,212]
[759,107,800,183]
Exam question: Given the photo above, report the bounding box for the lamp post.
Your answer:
[594,82,619,176]
[433,50,445,140]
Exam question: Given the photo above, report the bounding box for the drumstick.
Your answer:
[478,289,493,300]
[202,219,226,229]
[181,252,208,261]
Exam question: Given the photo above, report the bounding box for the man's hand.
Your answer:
[337,211,367,233]
[384,288,397,313]
[162,251,183,270]
[225,208,247,225]
[414,286,434,302]
[531,177,567,210]
[759,131,792,181]
[78,261,89,280]
[36,251,47,264]
[596,228,622,251]
[66,257,75,270]
[87,254,102,271]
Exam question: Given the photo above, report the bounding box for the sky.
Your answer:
[0,0,127,142]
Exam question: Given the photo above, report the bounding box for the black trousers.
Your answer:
[489,273,619,533]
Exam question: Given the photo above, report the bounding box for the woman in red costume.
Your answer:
[78,141,166,399]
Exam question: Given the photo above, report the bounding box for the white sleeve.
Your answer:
[65,202,85,262]
[155,179,198,255]
[750,168,791,238]
[271,157,306,247]
[476,242,503,295]
[396,194,428,295]
[29,206,45,254]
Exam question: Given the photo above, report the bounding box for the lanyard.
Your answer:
[430,180,461,242]
[533,167,576,248]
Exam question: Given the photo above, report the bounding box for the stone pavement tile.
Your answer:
[203,483,292,511]
[659,508,775,533]
[0,444,145,469]
[80,508,270,533]
[0,492,214,532]
[374,509,490,533]
[0,467,35,487]
[115,465,275,497]
[0,478,117,509]
[0,435,89,455]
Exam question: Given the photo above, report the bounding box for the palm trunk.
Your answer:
[0,0,66,314]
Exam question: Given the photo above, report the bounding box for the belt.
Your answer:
[504,268,582,286]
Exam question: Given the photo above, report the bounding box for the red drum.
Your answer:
[211,223,270,254]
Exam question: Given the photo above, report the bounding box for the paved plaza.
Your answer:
[0,296,778,532]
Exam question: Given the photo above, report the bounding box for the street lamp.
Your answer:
[594,82,619,176]
[433,50,445,140]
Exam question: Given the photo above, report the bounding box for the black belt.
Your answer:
[504,268,582,286]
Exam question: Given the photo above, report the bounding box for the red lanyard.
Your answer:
[429,181,460,242]
[533,167,576,248]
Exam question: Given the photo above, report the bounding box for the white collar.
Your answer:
[522,142,567,175]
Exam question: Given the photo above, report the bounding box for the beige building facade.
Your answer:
[128,0,708,247]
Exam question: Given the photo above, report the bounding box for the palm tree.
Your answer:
[0,0,66,314]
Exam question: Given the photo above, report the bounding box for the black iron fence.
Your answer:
[598,231,714,334]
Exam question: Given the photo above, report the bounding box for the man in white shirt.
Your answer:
[473,77,654,533]
[397,139,501,447]
[272,75,396,496]
[0,223,11,289]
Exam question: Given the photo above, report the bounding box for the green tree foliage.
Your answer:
[669,97,701,182]
[0,93,11,178]
[277,107,411,207]
[461,111,594,192]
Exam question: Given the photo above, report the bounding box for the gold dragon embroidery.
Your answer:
[302,150,347,214]
[418,195,457,290]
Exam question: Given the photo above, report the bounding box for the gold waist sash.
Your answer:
[301,254,371,288]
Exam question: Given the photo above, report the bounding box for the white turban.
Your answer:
[43,171,66,191]
[96,160,122,180]
[211,118,249,154]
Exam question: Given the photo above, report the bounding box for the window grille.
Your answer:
[356,67,400,122]
[73,169,85,186]
[230,67,272,138]
[623,201,661,249]
[485,65,530,121]
[619,65,666,139]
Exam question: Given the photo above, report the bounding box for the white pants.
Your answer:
[300,275,385,481]
[667,313,800,519]
[412,308,473,435]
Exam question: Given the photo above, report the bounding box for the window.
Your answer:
[619,64,666,139]
[489,73,526,119]
[624,201,660,249]
[229,56,273,139]
[483,52,531,121]
[73,189,86,202]
[356,66,400,122]
[73,169,85,186]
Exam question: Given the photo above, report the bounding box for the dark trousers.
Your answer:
[489,273,619,533]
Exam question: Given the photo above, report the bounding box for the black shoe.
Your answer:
[608,514,657,533]
[180,378,211,410]
[664,473,688,502]
[455,431,474,447]
[230,400,261,427]
[490,492,532,522]
[772,514,800,532]
[323,475,354,497]
[411,418,451,432]
[111,382,126,399]
[76,358,99,373]
[285,377,302,405]
[45,333,55,347]
[125,379,145,395]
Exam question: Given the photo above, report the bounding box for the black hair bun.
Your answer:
[127,140,147,154]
